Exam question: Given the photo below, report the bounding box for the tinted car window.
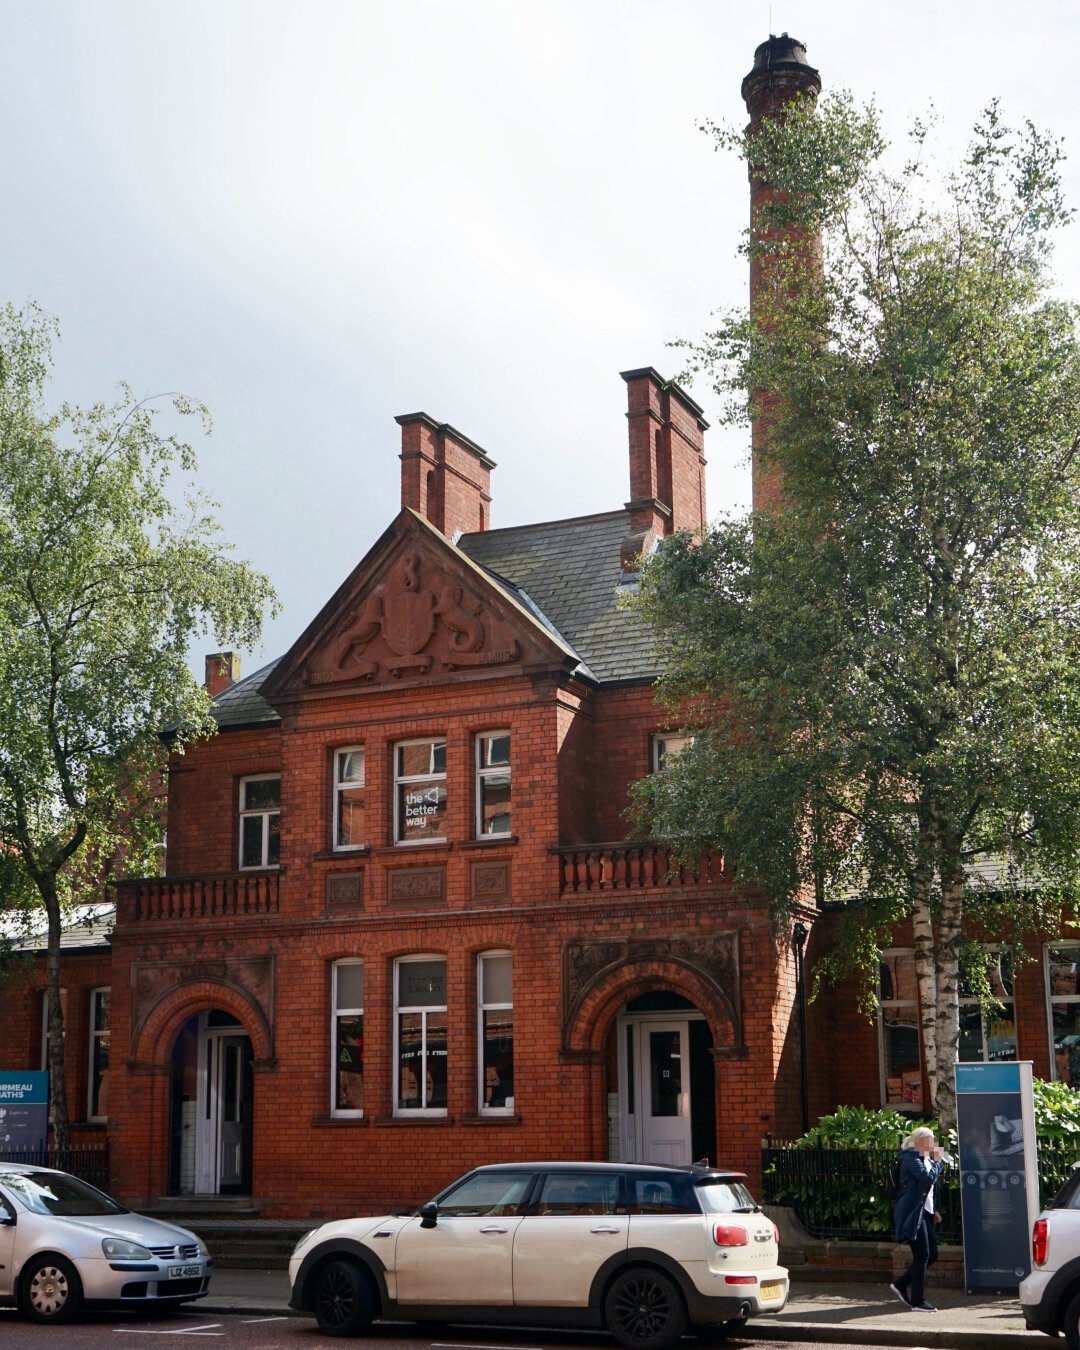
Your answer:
[1049,1167,1080,1210]
[695,1180,759,1214]
[0,1170,127,1217]
[535,1171,622,1216]
[436,1171,532,1217]
[630,1176,700,1214]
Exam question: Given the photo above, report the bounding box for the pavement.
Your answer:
[202,1268,1047,1348]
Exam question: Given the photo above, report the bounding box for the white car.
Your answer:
[0,1163,212,1324]
[289,1161,788,1347]
[1021,1163,1080,1348]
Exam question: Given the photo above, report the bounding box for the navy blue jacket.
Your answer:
[893,1147,944,1243]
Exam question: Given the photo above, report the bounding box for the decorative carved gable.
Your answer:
[265,512,576,701]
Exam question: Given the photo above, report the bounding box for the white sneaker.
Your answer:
[888,1283,911,1308]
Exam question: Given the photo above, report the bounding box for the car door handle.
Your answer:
[479,1226,509,1234]
[591,1226,622,1234]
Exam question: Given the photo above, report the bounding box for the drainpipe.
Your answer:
[793,921,810,1134]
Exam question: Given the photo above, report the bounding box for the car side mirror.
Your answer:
[419,1203,438,1229]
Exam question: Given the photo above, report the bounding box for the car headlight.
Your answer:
[102,1237,154,1260]
[291,1229,318,1258]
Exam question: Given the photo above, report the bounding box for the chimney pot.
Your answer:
[205,651,240,698]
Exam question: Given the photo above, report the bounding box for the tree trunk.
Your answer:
[912,891,938,1115]
[42,878,71,1153]
[933,857,965,1130]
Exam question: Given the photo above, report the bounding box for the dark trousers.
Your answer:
[895,1211,938,1304]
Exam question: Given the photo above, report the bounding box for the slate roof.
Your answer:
[211,510,659,731]
[5,904,116,954]
[459,510,660,684]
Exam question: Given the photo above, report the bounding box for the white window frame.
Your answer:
[877,947,923,1112]
[331,960,364,1118]
[477,950,513,1116]
[394,955,448,1117]
[393,738,448,846]
[238,773,281,870]
[1046,943,1080,1083]
[333,747,367,852]
[87,987,110,1122]
[475,732,512,839]
[959,945,1016,1064]
[651,733,693,772]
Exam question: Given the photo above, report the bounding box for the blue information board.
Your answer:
[0,1071,49,1151]
[955,1061,1037,1292]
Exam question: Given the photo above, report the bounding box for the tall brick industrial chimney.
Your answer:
[741,34,822,514]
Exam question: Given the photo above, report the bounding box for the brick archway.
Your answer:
[132,977,272,1068]
[561,940,744,1059]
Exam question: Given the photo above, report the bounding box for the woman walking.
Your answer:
[890,1125,946,1312]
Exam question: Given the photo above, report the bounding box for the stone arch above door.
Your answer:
[561,934,745,1060]
[129,957,274,1067]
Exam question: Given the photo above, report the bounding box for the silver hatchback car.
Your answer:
[0,1164,212,1323]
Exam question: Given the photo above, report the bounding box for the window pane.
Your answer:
[482,954,512,1005]
[244,778,280,810]
[649,1030,682,1117]
[337,750,365,786]
[336,963,364,1010]
[439,1172,530,1217]
[479,774,511,835]
[958,1006,985,1061]
[1053,1005,1080,1086]
[655,735,691,769]
[398,1012,423,1108]
[427,1014,448,1108]
[399,960,446,1007]
[337,788,366,847]
[398,783,448,842]
[397,740,446,778]
[483,1009,513,1109]
[90,991,110,1118]
[336,1014,364,1111]
[538,1172,620,1216]
[986,1008,1017,1061]
[881,1007,921,1106]
[481,735,510,768]
[880,951,916,1002]
[240,815,264,868]
[1049,949,1080,997]
[267,813,281,866]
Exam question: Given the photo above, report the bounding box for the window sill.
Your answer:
[312,1115,370,1127]
[374,1114,456,1126]
[372,842,452,857]
[313,848,369,861]
[459,837,518,850]
[461,1113,522,1125]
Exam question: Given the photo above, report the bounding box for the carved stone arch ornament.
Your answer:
[129,957,275,1069]
[561,934,747,1060]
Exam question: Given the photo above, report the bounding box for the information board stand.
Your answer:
[0,1071,48,1152]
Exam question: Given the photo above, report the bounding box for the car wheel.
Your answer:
[1065,1292,1080,1350]
[313,1259,376,1337]
[605,1266,688,1350]
[21,1255,83,1325]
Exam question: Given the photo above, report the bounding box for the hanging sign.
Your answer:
[955,1061,1038,1292]
[0,1071,49,1152]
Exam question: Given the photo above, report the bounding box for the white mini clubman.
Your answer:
[289,1161,788,1348]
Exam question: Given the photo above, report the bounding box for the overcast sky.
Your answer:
[4,0,1080,672]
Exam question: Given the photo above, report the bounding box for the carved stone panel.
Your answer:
[471,860,511,902]
[387,866,446,906]
[326,871,363,913]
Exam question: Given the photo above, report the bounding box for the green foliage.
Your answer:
[632,90,1080,1127]
[0,301,278,1142]
[791,1104,919,1149]
[1033,1078,1080,1138]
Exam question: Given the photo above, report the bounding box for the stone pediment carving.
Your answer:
[263,512,574,699]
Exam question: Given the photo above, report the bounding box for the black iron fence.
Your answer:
[761,1137,1078,1244]
[0,1145,109,1193]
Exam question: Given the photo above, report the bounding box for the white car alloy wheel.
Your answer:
[23,1255,82,1324]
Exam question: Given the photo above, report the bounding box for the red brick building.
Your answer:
[4,34,1080,1219]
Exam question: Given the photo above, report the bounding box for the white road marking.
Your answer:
[432,1344,543,1349]
[241,1316,288,1323]
[114,1325,224,1337]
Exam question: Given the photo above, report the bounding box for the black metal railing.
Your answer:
[761,1138,1078,1244]
[0,1145,110,1192]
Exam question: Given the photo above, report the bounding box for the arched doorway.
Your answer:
[168,1010,253,1196]
[615,993,716,1166]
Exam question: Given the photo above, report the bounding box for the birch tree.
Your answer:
[0,303,277,1148]
[631,97,1080,1127]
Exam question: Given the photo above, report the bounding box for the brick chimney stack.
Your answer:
[205,651,240,698]
[619,367,709,573]
[742,34,822,514]
[397,413,495,538]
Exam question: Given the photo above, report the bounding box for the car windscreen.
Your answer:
[1049,1167,1080,1210]
[695,1179,759,1214]
[0,1170,127,1217]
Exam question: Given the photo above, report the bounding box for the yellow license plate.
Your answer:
[759,1280,784,1300]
